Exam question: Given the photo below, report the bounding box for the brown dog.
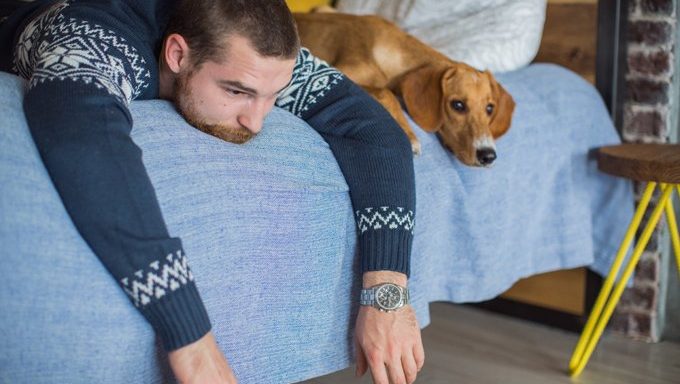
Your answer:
[293,12,515,167]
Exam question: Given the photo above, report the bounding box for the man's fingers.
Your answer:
[387,355,406,384]
[366,351,390,384]
[354,340,368,377]
[413,333,425,372]
[402,349,419,384]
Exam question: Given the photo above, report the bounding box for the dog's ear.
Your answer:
[488,73,515,139]
[395,64,452,132]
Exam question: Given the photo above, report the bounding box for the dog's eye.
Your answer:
[450,100,466,112]
[486,104,494,116]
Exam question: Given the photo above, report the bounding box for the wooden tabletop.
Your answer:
[597,144,680,183]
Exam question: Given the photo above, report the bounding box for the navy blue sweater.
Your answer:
[0,0,415,351]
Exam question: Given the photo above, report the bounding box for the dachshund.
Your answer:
[293,11,515,167]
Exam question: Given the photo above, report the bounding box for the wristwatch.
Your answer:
[360,283,410,312]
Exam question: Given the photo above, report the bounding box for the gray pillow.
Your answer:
[336,0,547,72]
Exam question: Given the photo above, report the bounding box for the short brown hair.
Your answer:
[165,0,300,66]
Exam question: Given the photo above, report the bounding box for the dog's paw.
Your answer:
[411,140,422,156]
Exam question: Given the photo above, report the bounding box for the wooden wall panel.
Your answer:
[534,2,599,84]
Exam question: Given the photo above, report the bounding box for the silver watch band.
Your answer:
[360,288,376,306]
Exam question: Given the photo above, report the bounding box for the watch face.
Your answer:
[376,284,403,311]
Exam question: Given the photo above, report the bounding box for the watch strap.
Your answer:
[360,288,375,306]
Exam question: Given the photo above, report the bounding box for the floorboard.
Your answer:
[299,302,680,383]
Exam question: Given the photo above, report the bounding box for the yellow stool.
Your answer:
[569,143,680,377]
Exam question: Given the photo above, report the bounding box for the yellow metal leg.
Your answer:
[569,182,657,373]
[570,184,675,377]
[665,185,680,277]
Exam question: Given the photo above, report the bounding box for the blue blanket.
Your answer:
[0,64,633,383]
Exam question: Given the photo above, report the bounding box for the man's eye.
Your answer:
[225,88,243,96]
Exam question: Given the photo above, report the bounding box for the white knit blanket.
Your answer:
[336,0,547,72]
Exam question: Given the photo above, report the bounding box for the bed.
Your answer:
[0,57,633,382]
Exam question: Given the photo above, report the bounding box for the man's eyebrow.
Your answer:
[218,79,292,96]
[218,80,258,95]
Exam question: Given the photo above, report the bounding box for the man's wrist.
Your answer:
[362,270,408,288]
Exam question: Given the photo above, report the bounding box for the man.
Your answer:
[0,1,424,383]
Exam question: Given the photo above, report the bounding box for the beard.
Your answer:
[174,70,255,144]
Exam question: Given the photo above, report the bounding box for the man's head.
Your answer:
[160,0,300,143]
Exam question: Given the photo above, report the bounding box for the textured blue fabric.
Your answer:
[0,64,633,383]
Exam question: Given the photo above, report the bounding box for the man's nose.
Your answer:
[237,99,269,134]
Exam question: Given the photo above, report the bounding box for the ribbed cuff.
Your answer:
[140,281,212,351]
[359,229,413,277]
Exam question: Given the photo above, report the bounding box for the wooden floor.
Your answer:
[301,303,680,384]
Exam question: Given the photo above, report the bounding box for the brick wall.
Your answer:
[610,0,676,341]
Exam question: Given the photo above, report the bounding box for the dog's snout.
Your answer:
[476,147,496,166]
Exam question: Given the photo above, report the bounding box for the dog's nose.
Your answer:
[476,148,497,166]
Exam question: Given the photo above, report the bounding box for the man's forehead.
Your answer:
[217,34,296,72]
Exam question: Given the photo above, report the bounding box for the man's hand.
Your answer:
[168,331,238,384]
[354,271,425,384]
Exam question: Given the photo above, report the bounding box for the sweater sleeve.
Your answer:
[14,6,210,351]
[276,48,416,277]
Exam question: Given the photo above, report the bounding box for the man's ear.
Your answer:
[487,72,515,139]
[163,33,191,74]
[393,64,451,133]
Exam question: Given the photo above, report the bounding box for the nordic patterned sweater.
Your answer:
[0,0,416,351]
